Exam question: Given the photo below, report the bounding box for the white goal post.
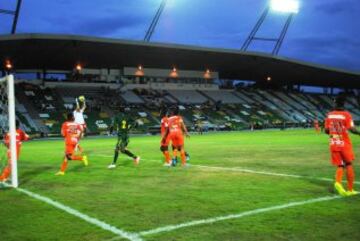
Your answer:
[0,74,18,187]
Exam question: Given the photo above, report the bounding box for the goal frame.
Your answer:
[0,74,17,187]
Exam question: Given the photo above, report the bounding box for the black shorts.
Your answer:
[116,134,129,149]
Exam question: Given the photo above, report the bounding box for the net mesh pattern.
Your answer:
[0,77,8,173]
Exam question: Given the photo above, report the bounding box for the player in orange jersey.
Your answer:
[325,95,360,196]
[160,107,172,166]
[56,112,88,176]
[0,120,29,182]
[162,106,190,167]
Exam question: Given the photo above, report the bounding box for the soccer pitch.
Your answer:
[1,129,360,241]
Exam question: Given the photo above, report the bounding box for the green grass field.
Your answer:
[1,129,360,241]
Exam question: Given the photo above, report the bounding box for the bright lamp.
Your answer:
[270,0,300,14]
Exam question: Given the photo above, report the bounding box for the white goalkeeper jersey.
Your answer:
[73,109,85,125]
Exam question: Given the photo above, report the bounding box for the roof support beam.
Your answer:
[0,0,23,34]
[144,0,167,42]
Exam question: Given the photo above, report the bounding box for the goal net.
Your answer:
[0,75,18,187]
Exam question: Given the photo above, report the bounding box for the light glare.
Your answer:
[5,60,13,70]
[270,0,299,14]
[75,64,82,71]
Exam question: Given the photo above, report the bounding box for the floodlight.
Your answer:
[75,63,82,71]
[270,0,299,14]
[5,60,13,70]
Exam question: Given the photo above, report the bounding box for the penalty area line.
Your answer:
[139,195,344,237]
[91,155,360,185]
[193,164,360,185]
[6,183,143,241]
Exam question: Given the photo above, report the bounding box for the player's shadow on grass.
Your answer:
[304,179,336,194]
[20,165,54,185]
[116,160,136,167]
[68,162,134,171]
[68,164,90,172]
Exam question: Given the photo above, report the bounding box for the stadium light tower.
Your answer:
[0,0,22,34]
[241,0,299,55]
[144,0,168,42]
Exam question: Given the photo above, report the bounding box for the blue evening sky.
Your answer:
[0,0,359,71]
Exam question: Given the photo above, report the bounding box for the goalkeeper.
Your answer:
[73,96,86,152]
[108,106,140,169]
[74,96,86,133]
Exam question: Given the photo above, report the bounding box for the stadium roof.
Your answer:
[1,33,360,88]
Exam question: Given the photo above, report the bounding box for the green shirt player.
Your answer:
[108,107,140,169]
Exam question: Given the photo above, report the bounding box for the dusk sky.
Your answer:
[0,0,359,72]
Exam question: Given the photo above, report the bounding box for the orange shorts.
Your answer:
[169,132,184,147]
[161,135,171,147]
[65,143,77,155]
[331,149,355,166]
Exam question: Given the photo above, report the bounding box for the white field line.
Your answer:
[3,156,356,241]
[138,195,344,237]
[3,183,143,241]
[193,164,360,185]
[91,153,360,185]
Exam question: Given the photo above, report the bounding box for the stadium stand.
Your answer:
[1,34,359,136]
[167,90,208,104]
[10,80,360,135]
[120,90,145,104]
[201,90,244,104]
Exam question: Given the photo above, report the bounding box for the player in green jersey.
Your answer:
[108,107,140,169]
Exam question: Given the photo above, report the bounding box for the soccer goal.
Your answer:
[0,74,18,188]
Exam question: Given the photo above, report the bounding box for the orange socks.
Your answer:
[180,150,186,165]
[335,167,344,183]
[335,165,355,191]
[0,166,11,181]
[173,149,178,159]
[60,159,68,172]
[163,151,171,164]
[346,165,355,191]
[60,155,83,172]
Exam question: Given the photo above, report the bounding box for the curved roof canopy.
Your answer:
[1,34,359,88]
